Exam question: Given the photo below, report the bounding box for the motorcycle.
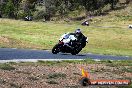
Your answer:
[52,33,88,55]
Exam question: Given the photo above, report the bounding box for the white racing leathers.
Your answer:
[59,33,77,46]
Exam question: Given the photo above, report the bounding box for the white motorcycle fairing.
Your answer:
[59,33,77,44]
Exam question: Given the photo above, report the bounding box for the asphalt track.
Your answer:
[0,48,132,62]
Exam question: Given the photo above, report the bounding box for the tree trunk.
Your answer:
[126,0,130,4]
[111,0,114,10]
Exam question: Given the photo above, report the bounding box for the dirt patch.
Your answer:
[0,63,131,88]
[0,36,42,49]
[0,36,10,43]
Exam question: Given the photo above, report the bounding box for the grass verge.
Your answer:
[0,16,132,56]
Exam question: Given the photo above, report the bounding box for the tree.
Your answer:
[0,0,120,20]
[109,0,119,10]
[13,0,22,19]
[79,0,103,16]
[125,0,130,4]
[4,0,15,18]
[44,0,56,20]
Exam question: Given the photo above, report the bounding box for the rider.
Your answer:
[74,29,86,41]
[73,28,87,48]
[61,28,87,47]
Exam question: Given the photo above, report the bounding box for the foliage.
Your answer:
[0,0,122,20]
[4,0,15,18]
[33,10,46,20]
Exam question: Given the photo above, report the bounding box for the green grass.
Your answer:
[46,80,59,84]
[28,76,39,81]
[122,67,132,73]
[0,78,6,84]
[0,63,16,70]
[0,15,132,56]
[4,60,132,66]
[47,73,66,79]
[10,83,22,88]
[105,60,132,67]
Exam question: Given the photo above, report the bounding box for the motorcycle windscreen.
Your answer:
[59,33,70,41]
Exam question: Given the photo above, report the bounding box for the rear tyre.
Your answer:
[76,46,82,54]
[52,44,60,54]
[71,51,76,55]
[71,45,82,55]
[71,48,77,55]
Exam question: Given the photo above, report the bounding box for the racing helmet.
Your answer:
[75,28,82,34]
[75,29,82,38]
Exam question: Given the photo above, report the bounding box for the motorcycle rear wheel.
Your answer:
[71,49,77,55]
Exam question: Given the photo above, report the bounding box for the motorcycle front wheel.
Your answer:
[52,44,60,54]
